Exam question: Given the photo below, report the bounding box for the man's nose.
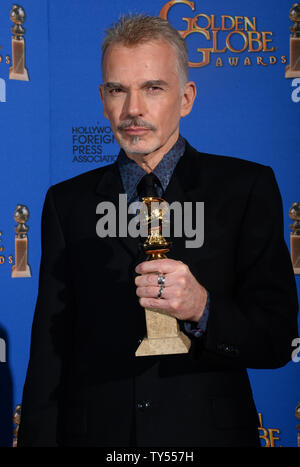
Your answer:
[122,90,145,118]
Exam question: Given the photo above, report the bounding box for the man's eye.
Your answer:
[147,86,162,92]
[110,88,123,95]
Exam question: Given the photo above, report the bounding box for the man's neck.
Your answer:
[124,130,179,173]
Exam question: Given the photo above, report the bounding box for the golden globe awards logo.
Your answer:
[0,4,29,102]
[159,0,286,69]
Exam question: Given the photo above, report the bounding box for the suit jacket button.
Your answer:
[137,400,151,411]
[217,343,239,356]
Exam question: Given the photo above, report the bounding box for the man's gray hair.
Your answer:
[101,14,189,86]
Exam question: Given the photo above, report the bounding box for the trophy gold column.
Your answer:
[289,202,300,274]
[135,196,191,356]
[9,5,29,81]
[285,4,300,78]
[11,205,31,278]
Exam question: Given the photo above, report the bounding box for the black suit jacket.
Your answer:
[18,141,298,447]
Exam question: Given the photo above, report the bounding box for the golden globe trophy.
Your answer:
[11,205,31,278]
[9,5,29,81]
[135,196,191,356]
[289,202,300,274]
[285,4,300,78]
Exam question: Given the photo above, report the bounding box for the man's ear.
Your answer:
[180,81,197,118]
[99,84,108,119]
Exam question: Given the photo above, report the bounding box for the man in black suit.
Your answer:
[18,15,298,447]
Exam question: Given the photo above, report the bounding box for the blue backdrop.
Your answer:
[0,0,299,447]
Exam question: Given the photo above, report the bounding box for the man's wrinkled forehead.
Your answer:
[101,39,180,82]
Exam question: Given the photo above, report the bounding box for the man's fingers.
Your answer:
[135,258,183,275]
[139,297,170,311]
[136,285,176,299]
[135,272,170,287]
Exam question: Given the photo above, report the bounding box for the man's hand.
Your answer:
[135,259,208,323]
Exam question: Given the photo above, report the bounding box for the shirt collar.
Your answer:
[117,135,186,203]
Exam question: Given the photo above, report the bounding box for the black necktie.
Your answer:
[137,173,161,198]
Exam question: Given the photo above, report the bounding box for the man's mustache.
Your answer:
[117,118,157,131]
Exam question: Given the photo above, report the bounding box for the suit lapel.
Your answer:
[95,162,143,259]
[163,143,205,261]
[164,141,205,203]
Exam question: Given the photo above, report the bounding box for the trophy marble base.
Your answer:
[291,234,300,275]
[285,65,300,78]
[9,37,29,81]
[135,333,191,356]
[285,37,300,78]
[9,67,29,81]
[135,308,191,356]
[11,264,31,278]
[11,235,31,278]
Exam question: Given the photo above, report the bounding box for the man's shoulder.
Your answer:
[185,140,267,175]
[49,163,117,198]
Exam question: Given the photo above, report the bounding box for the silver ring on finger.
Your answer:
[157,274,165,286]
[157,285,164,298]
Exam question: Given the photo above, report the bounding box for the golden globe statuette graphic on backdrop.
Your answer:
[135,197,191,357]
[286,4,300,78]
[289,203,300,274]
[12,405,21,447]
[296,402,300,447]
[11,205,31,278]
[9,4,29,81]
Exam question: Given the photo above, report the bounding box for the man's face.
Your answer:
[100,40,195,158]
